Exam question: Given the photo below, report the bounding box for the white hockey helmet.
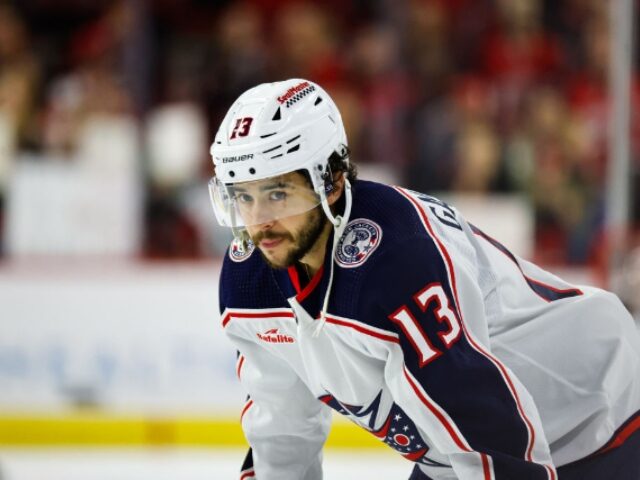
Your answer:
[208,79,348,229]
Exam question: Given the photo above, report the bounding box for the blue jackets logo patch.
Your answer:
[335,219,382,268]
[229,238,255,262]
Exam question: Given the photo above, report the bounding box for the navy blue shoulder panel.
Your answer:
[219,246,290,312]
[328,180,442,326]
[347,180,434,244]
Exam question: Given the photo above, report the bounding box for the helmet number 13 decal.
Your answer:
[230,117,253,139]
[389,283,462,367]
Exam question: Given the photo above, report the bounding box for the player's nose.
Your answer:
[256,219,275,231]
[244,199,276,227]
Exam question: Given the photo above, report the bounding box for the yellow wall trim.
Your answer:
[0,414,385,448]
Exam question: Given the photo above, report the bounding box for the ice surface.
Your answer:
[0,447,413,480]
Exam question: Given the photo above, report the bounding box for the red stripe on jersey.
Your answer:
[481,453,491,479]
[236,355,245,379]
[527,278,582,295]
[545,464,557,480]
[287,265,302,293]
[403,367,471,453]
[395,187,541,467]
[523,275,584,300]
[596,411,640,454]
[372,414,393,439]
[240,399,253,422]
[297,265,325,302]
[324,315,400,343]
[403,447,429,462]
[287,264,325,302]
[240,468,255,479]
[222,309,295,328]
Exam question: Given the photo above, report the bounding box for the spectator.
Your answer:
[0,3,40,181]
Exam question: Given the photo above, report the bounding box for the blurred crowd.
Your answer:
[0,0,638,266]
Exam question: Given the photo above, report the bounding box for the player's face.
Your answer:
[248,207,327,269]
[244,173,328,269]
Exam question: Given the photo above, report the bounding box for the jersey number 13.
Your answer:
[389,283,462,367]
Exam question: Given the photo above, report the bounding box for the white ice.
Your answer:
[0,447,413,480]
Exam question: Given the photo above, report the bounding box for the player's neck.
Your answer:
[299,220,334,277]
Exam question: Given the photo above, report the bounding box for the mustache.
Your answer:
[251,230,294,244]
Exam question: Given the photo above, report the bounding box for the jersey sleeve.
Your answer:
[365,234,557,480]
[230,341,332,480]
[219,263,332,480]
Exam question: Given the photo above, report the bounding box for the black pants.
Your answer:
[409,428,640,480]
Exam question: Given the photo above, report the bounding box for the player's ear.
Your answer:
[327,173,345,206]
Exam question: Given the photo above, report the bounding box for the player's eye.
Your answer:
[235,193,253,204]
[269,191,287,202]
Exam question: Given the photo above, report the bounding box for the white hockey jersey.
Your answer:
[219,180,640,480]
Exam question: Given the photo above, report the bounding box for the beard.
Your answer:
[251,207,327,269]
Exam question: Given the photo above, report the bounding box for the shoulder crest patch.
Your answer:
[228,238,255,263]
[335,218,382,268]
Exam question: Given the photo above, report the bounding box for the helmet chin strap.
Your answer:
[230,205,251,253]
[314,175,352,337]
[319,173,352,227]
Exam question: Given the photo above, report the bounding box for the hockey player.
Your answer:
[208,79,640,480]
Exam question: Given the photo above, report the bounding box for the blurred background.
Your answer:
[0,0,638,478]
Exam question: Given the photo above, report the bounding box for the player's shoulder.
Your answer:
[348,180,423,244]
[329,181,449,318]
[340,180,446,266]
[220,239,287,310]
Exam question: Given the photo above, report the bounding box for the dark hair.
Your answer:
[328,145,357,184]
[297,145,356,198]
[299,145,357,189]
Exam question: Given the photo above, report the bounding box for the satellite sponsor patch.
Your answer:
[335,218,382,268]
[229,238,255,262]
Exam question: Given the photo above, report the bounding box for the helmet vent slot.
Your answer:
[287,144,300,154]
[286,135,301,144]
[263,144,282,154]
[260,132,276,138]
[314,96,323,106]
[271,154,284,159]
[272,108,282,121]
